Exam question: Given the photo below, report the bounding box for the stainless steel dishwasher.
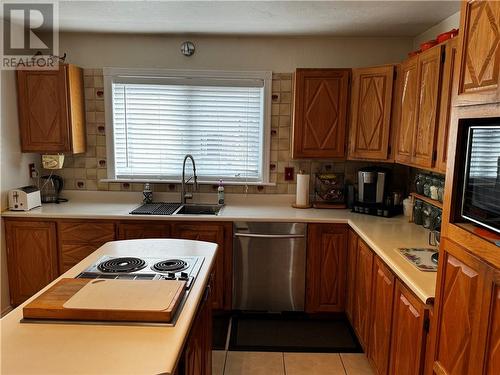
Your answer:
[232,222,307,312]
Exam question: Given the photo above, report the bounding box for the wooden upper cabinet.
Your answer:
[395,42,450,171]
[435,38,459,173]
[412,46,445,168]
[395,57,419,165]
[5,220,59,305]
[456,0,500,106]
[369,257,395,375]
[352,238,374,349]
[16,64,86,154]
[292,69,350,159]
[348,65,395,161]
[305,224,348,313]
[389,280,427,375]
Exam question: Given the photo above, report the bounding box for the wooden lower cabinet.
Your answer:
[178,285,213,375]
[345,229,358,321]
[4,220,59,305]
[389,280,428,375]
[368,257,395,375]
[118,222,170,239]
[352,238,374,349]
[431,238,500,375]
[306,224,348,313]
[347,231,430,375]
[58,221,116,272]
[172,222,232,310]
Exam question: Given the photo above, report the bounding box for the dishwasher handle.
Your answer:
[234,233,305,239]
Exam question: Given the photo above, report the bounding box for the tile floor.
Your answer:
[212,351,375,375]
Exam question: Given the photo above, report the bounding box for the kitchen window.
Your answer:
[104,68,272,184]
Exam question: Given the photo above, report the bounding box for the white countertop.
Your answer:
[0,239,217,375]
[1,191,437,304]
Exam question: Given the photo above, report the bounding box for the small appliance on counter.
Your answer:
[8,186,41,211]
[353,167,402,217]
[312,173,346,208]
[40,174,67,203]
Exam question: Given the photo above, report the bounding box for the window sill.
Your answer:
[100,179,276,187]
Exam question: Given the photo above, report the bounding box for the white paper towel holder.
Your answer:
[292,169,312,209]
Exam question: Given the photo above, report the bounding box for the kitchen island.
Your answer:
[0,238,217,375]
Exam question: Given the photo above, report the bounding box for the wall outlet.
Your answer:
[284,167,294,181]
[28,163,38,179]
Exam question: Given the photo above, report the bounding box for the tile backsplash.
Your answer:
[52,69,409,196]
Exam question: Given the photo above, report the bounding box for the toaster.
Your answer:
[8,186,41,211]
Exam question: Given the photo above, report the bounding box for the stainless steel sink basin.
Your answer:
[174,204,223,215]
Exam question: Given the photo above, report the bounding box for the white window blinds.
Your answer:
[469,127,500,179]
[106,70,271,183]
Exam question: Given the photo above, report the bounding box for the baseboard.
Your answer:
[1,305,13,317]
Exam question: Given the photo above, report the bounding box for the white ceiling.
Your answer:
[16,1,461,37]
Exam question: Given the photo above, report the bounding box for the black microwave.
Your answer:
[461,123,500,234]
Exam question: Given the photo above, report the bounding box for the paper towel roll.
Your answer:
[296,173,310,206]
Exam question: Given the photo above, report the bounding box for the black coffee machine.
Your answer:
[353,167,401,217]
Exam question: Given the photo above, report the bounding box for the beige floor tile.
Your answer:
[212,350,226,375]
[340,354,374,375]
[284,352,346,375]
[224,351,284,375]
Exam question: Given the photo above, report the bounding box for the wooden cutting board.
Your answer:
[23,278,186,323]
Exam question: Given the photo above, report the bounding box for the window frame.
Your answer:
[103,67,273,185]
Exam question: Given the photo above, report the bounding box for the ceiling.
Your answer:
[14,1,461,37]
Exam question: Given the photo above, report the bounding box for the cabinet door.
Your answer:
[172,222,231,310]
[389,280,427,375]
[353,239,374,349]
[16,67,71,153]
[395,57,419,165]
[118,222,170,239]
[369,257,395,375]
[345,229,358,322]
[456,0,500,106]
[348,65,395,160]
[484,270,500,375]
[292,69,350,158]
[5,220,58,305]
[412,46,444,168]
[306,224,348,313]
[436,38,459,173]
[432,239,486,375]
[182,286,212,375]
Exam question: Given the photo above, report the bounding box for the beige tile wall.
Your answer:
[53,69,408,196]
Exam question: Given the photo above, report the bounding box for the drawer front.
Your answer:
[59,222,116,243]
[60,243,100,272]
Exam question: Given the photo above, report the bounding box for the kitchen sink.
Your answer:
[174,204,223,215]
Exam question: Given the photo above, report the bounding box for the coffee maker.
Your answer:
[353,167,400,217]
[358,168,386,204]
